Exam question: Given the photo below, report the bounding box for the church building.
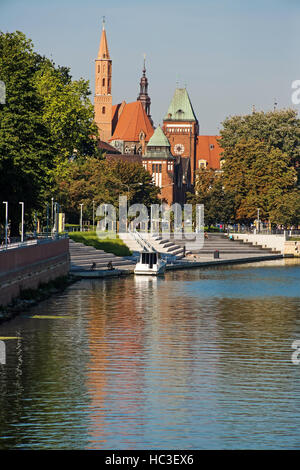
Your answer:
[93,21,222,206]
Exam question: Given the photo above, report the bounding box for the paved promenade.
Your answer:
[69,234,284,278]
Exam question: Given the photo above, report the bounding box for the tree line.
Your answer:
[189,109,300,228]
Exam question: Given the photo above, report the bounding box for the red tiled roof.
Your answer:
[196,136,223,169]
[97,140,121,154]
[109,101,154,142]
[112,101,126,134]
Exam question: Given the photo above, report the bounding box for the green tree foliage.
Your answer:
[219,109,300,226]
[34,63,99,162]
[0,31,98,235]
[220,108,300,168]
[221,138,300,225]
[187,168,235,227]
[55,157,160,223]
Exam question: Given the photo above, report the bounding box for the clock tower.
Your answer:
[162,87,199,185]
[94,19,112,142]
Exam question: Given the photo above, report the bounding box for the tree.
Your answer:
[55,158,160,224]
[0,31,52,235]
[221,138,299,225]
[219,108,300,170]
[187,168,235,228]
[0,31,98,236]
[34,62,99,162]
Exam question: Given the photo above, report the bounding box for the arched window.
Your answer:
[98,65,100,73]
[102,78,105,87]
[102,106,106,114]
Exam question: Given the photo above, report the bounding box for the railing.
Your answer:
[0,233,68,252]
[227,227,300,237]
[128,227,157,252]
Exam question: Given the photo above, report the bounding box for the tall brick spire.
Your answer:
[97,17,110,59]
[94,18,112,142]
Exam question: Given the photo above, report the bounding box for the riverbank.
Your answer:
[0,250,291,324]
[71,252,287,278]
[0,275,77,324]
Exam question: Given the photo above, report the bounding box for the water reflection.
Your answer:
[0,259,300,449]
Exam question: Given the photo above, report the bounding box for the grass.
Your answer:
[68,231,131,257]
[289,237,300,241]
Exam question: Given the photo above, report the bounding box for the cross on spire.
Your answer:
[102,16,105,30]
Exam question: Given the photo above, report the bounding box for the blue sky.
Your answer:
[1,0,300,133]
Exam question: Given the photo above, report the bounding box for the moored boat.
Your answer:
[134,251,166,275]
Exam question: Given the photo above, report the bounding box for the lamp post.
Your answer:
[257,208,260,233]
[92,200,95,230]
[80,204,83,232]
[51,197,54,229]
[46,203,49,238]
[55,203,60,237]
[2,201,8,248]
[19,202,24,243]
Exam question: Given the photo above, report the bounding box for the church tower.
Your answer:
[162,87,199,185]
[94,19,112,142]
[137,55,153,126]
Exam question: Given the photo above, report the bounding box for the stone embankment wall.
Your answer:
[284,241,300,256]
[232,233,300,256]
[232,234,285,253]
[0,239,69,306]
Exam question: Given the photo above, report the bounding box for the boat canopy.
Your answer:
[140,251,159,266]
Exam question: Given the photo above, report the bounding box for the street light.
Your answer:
[19,202,24,243]
[53,202,60,237]
[51,197,54,229]
[257,208,260,233]
[2,201,8,248]
[79,204,83,232]
[92,200,95,230]
[46,203,49,238]
[118,182,143,201]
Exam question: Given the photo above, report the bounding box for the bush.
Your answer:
[69,231,131,256]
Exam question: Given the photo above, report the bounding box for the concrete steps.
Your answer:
[168,233,281,255]
[69,239,136,272]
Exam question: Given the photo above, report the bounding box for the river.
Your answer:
[0,258,300,449]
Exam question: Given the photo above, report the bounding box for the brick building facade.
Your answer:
[93,22,222,206]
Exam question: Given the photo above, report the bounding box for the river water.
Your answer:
[0,259,300,449]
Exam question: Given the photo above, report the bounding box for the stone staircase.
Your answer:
[69,239,136,272]
[169,232,281,256]
[149,235,185,259]
[118,231,186,260]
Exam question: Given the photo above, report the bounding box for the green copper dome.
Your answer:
[147,125,170,147]
[164,88,197,121]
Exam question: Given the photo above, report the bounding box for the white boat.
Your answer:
[134,251,167,275]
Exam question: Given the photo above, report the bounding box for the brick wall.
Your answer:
[0,238,69,307]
